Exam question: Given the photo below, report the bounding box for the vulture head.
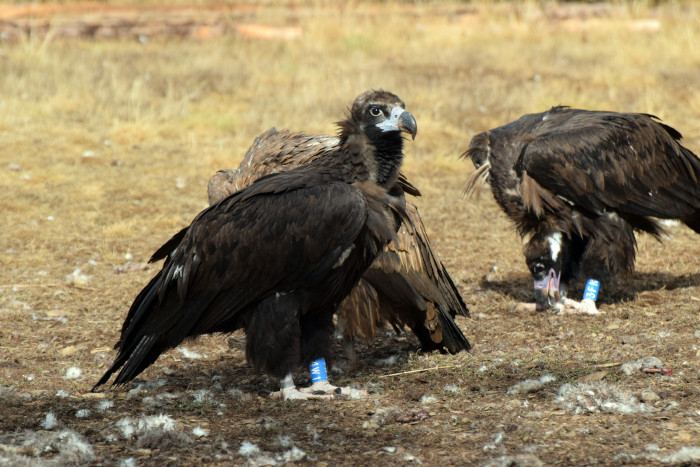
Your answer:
[340,89,417,188]
[523,230,574,310]
[349,89,418,141]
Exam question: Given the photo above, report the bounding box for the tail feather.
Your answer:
[436,305,472,354]
[94,272,207,391]
[93,335,160,390]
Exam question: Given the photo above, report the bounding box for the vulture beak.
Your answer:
[376,107,418,140]
[533,268,561,310]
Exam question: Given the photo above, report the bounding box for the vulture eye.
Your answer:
[369,107,382,117]
[532,263,546,275]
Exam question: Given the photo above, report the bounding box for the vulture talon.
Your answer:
[271,387,333,401]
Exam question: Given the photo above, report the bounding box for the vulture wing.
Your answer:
[362,201,471,353]
[517,109,700,230]
[96,170,386,388]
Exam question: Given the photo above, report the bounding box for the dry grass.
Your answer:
[1,2,700,465]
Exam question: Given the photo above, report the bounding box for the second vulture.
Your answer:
[465,106,700,313]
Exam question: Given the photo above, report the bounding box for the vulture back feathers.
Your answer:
[465,106,700,306]
[94,90,423,390]
[209,128,471,356]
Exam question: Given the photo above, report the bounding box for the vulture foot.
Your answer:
[300,381,369,399]
[553,298,603,315]
[270,387,333,400]
[514,298,603,315]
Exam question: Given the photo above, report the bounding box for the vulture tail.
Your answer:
[92,334,162,390]
[94,270,204,391]
[436,305,472,354]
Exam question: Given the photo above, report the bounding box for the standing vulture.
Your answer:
[94,89,418,399]
[208,129,471,361]
[465,106,700,313]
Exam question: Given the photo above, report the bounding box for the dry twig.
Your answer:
[379,364,464,378]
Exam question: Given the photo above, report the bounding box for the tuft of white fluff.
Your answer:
[115,414,191,449]
[378,355,399,366]
[238,440,261,457]
[660,447,700,463]
[96,399,114,412]
[192,389,215,404]
[192,427,208,438]
[64,366,82,379]
[41,412,59,430]
[115,418,136,439]
[177,347,204,359]
[0,429,95,465]
[227,388,252,402]
[66,269,89,286]
[443,384,460,393]
[507,374,556,395]
[276,435,293,448]
[620,356,664,376]
[556,381,655,414]
[137,413,177,433]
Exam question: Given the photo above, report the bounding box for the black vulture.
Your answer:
[94,89,418,399]
[208,128,471,362]
[464,106,700,313]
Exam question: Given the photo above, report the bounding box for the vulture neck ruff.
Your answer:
[338,119,405,189]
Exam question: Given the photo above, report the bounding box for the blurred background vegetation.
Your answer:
[1,0,698,283]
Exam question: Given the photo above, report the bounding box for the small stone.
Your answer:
[60,345,77,357]
[506,399,521,410]
[640,391,660,403]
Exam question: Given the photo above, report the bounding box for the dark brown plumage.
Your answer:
[94,90,420,398]
[465,106,700,310]
[208,128,471,358]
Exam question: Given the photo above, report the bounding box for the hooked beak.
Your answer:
[533,268,562,310]
[376,107,418,140]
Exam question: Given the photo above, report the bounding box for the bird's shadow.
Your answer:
[481,272,700,305]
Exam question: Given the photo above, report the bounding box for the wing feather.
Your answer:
[99,181,372,387]
[519,111,700,219]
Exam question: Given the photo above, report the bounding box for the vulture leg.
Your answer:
[341,334,358,370]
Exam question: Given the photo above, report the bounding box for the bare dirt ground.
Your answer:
[1,2,699,466]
